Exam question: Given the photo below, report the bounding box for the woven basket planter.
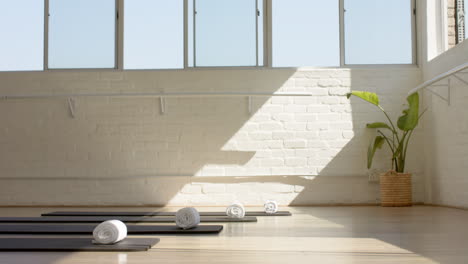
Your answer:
[380,171,412,207]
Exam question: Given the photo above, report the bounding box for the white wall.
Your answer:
[3,0,465,207]
[422,41,468,207]
[0,68,424,206]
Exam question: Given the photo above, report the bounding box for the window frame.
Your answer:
[0,0,418,72]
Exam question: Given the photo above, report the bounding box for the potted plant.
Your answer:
[347,91,423,207]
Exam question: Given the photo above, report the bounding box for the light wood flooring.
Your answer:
[0,206,467,264]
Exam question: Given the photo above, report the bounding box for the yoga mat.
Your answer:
[0,238,159,252]
[0,216,257,223]
[43,211,292,217]
[0,224,223,235]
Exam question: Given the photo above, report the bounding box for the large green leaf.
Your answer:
[366,122,391,130]
[397,92,420,131]
[367,136,385,169]
[346,91,380,106]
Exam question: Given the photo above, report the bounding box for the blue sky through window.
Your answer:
[272,0,340,67]
[0,0,416,70]
[0,0,43,71]
[195,0,257,67]
[124,0,183,69]
[48,0,115,69]
[345,0,413,64]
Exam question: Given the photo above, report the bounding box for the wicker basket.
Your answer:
[380,171,412,207]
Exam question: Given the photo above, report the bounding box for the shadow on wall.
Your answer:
[184,68,424,206]
[0,67,423,205]
[424,72,468,206]
[312,69,425,204]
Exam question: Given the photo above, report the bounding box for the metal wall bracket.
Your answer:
[247,96,252,115]
[426,86,450,105]
[67,98,76,118]
[408,63,468,98]
[453,73,468,86]
[159,97,166,114]
[425,74,468,106]
[424,72,468,106]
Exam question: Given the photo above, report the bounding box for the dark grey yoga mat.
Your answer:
[0,216,257,223]
[0,224,223,234]
[42,211,292,217]
[0,238,159,251]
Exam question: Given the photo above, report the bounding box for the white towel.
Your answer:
[92,220,127,245]
[226,202,245,218]
[175,207,200,230]
[264,200,279,214]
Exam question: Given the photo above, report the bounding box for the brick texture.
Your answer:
[0,68,424,205]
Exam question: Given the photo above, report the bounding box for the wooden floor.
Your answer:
[0,206,467,264]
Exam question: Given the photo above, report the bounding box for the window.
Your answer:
[344,0,413,64]
[124,0,184,69]
[272,0,340,67]
[191,0,260,67]
[48,0,116,69]
[0,0,44,71]
[1,1,418,71]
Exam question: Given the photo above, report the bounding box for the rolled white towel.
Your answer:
[226,202,245,219]
[175,207,200,230]
[92,220,127,245]
[264,200,279,214]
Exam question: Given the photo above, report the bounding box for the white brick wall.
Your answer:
[422,41,468,208]
[424,79,468,208]
[0,68,424,205]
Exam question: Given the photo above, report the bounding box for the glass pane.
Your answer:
[258,0,264,66]
[48,0,115,69]
[124,0,183,69]
[188,0,194,67]
[195,0,257,67]
[272,0,340,67]
[344,0,413,64]
[0,0,43,71]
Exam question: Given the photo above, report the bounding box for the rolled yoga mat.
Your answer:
[0,216,258,223]
[93,220,127,244]
[264,200,279,214]
[0,238,160,252]
[175,207,200,230]
[42,211,292,217]
[0,224,223,234]
[226,203,246,219]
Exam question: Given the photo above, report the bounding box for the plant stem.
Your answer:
[378,105,401,144]
[396,131,408,173]
[377,130,395,153]
[402,129,414,171]
[400,110,424,173]
[377,130,397,171]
